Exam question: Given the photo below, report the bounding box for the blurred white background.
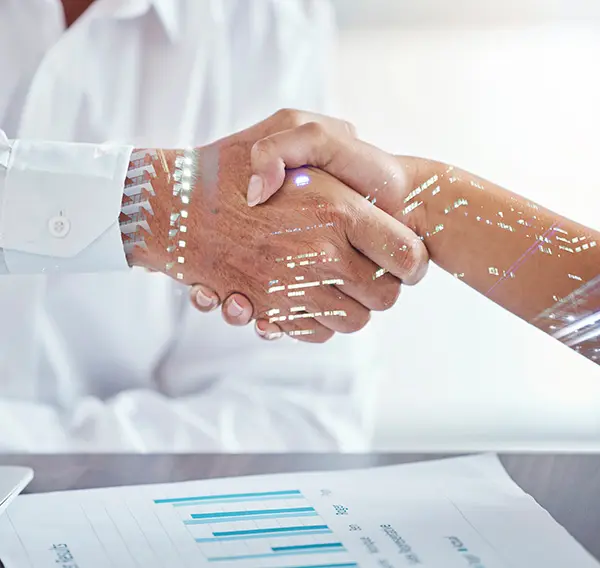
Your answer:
[330,0,600,450]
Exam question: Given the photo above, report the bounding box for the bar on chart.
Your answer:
[184,507,319,525]
[266,564,358,568]
[195,525,332,543]
[207,542,347,562]
[152,487,352,567]
[154,490,303,507]
[191,507,316,520]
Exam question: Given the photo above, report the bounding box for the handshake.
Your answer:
[122,110,600,363]
[124,109,431,343]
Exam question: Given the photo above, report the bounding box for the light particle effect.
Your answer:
[412,165,600,364]
[121,149,161,260]
[165,148,198,280]
[295,174,311,187]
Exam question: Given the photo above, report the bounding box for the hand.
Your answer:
[246,124,428,339]
[186,109,356,330]
[129,112,427,343]
[219,115,430,340]
[247,122,423,222]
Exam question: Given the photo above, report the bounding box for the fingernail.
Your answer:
[247,175,264,207]
[256,320,268,337]
[196,289,217,309]
[228,298,245,317]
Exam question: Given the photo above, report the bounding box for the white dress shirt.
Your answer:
[0,0,383,452]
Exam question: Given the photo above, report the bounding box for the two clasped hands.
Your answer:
[132,107,600,356]
[130,109,431,343]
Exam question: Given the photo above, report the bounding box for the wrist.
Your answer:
[394,156,471,241]
[393,156,440,237]
[120,148,183,269]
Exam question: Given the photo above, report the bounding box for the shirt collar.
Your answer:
[105,0,180,44]
[149,0,180,44]
[2,0,180,43]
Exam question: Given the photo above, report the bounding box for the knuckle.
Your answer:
[344,120,358,137]
[299,121,327,141]
[318,198,354,229]
[251,137,276,162]
[274,108,305,128]
[315,239,340,261]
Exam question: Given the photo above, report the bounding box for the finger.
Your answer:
[324,247,402,311]
[346,196,430,286]
[255,320,284,341]
[222,294,254,326]
[248,120,359,208]
[268,108,357,139]
[248,122,407,211]
[190,284,220,313]
[285,286,371,334]
[277,318,335,344]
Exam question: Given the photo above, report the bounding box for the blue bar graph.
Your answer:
[272,544,344,552]
[267,564,358,568]
[214,525,329,537]
[154,490,301,505]
[153,487,356,567]
[195,529,331,543]
[208,544,347,562]
[191,507,315,520]
[184,512,319,526]
[173,494,305,507]
[196,526,332,543]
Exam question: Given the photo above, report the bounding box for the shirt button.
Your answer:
[48,216,71,238]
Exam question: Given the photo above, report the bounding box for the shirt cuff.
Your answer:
[0,140,134,274]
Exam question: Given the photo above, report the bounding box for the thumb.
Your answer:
[248,122,331,207]
[247,153,287,207]
[247,122,409,217]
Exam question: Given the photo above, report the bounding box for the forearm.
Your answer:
[400,156,600,357]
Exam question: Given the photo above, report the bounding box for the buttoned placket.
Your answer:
[16,0,154,245]
[17,0,90,245]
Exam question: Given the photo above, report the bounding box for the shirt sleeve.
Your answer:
[0,128,134,274]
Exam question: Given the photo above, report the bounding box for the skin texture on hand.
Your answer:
[128,113,427,343]
[237,121,430,340]
[385,156,600,366]
[246,123,600,365]
[406,159,600,323]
